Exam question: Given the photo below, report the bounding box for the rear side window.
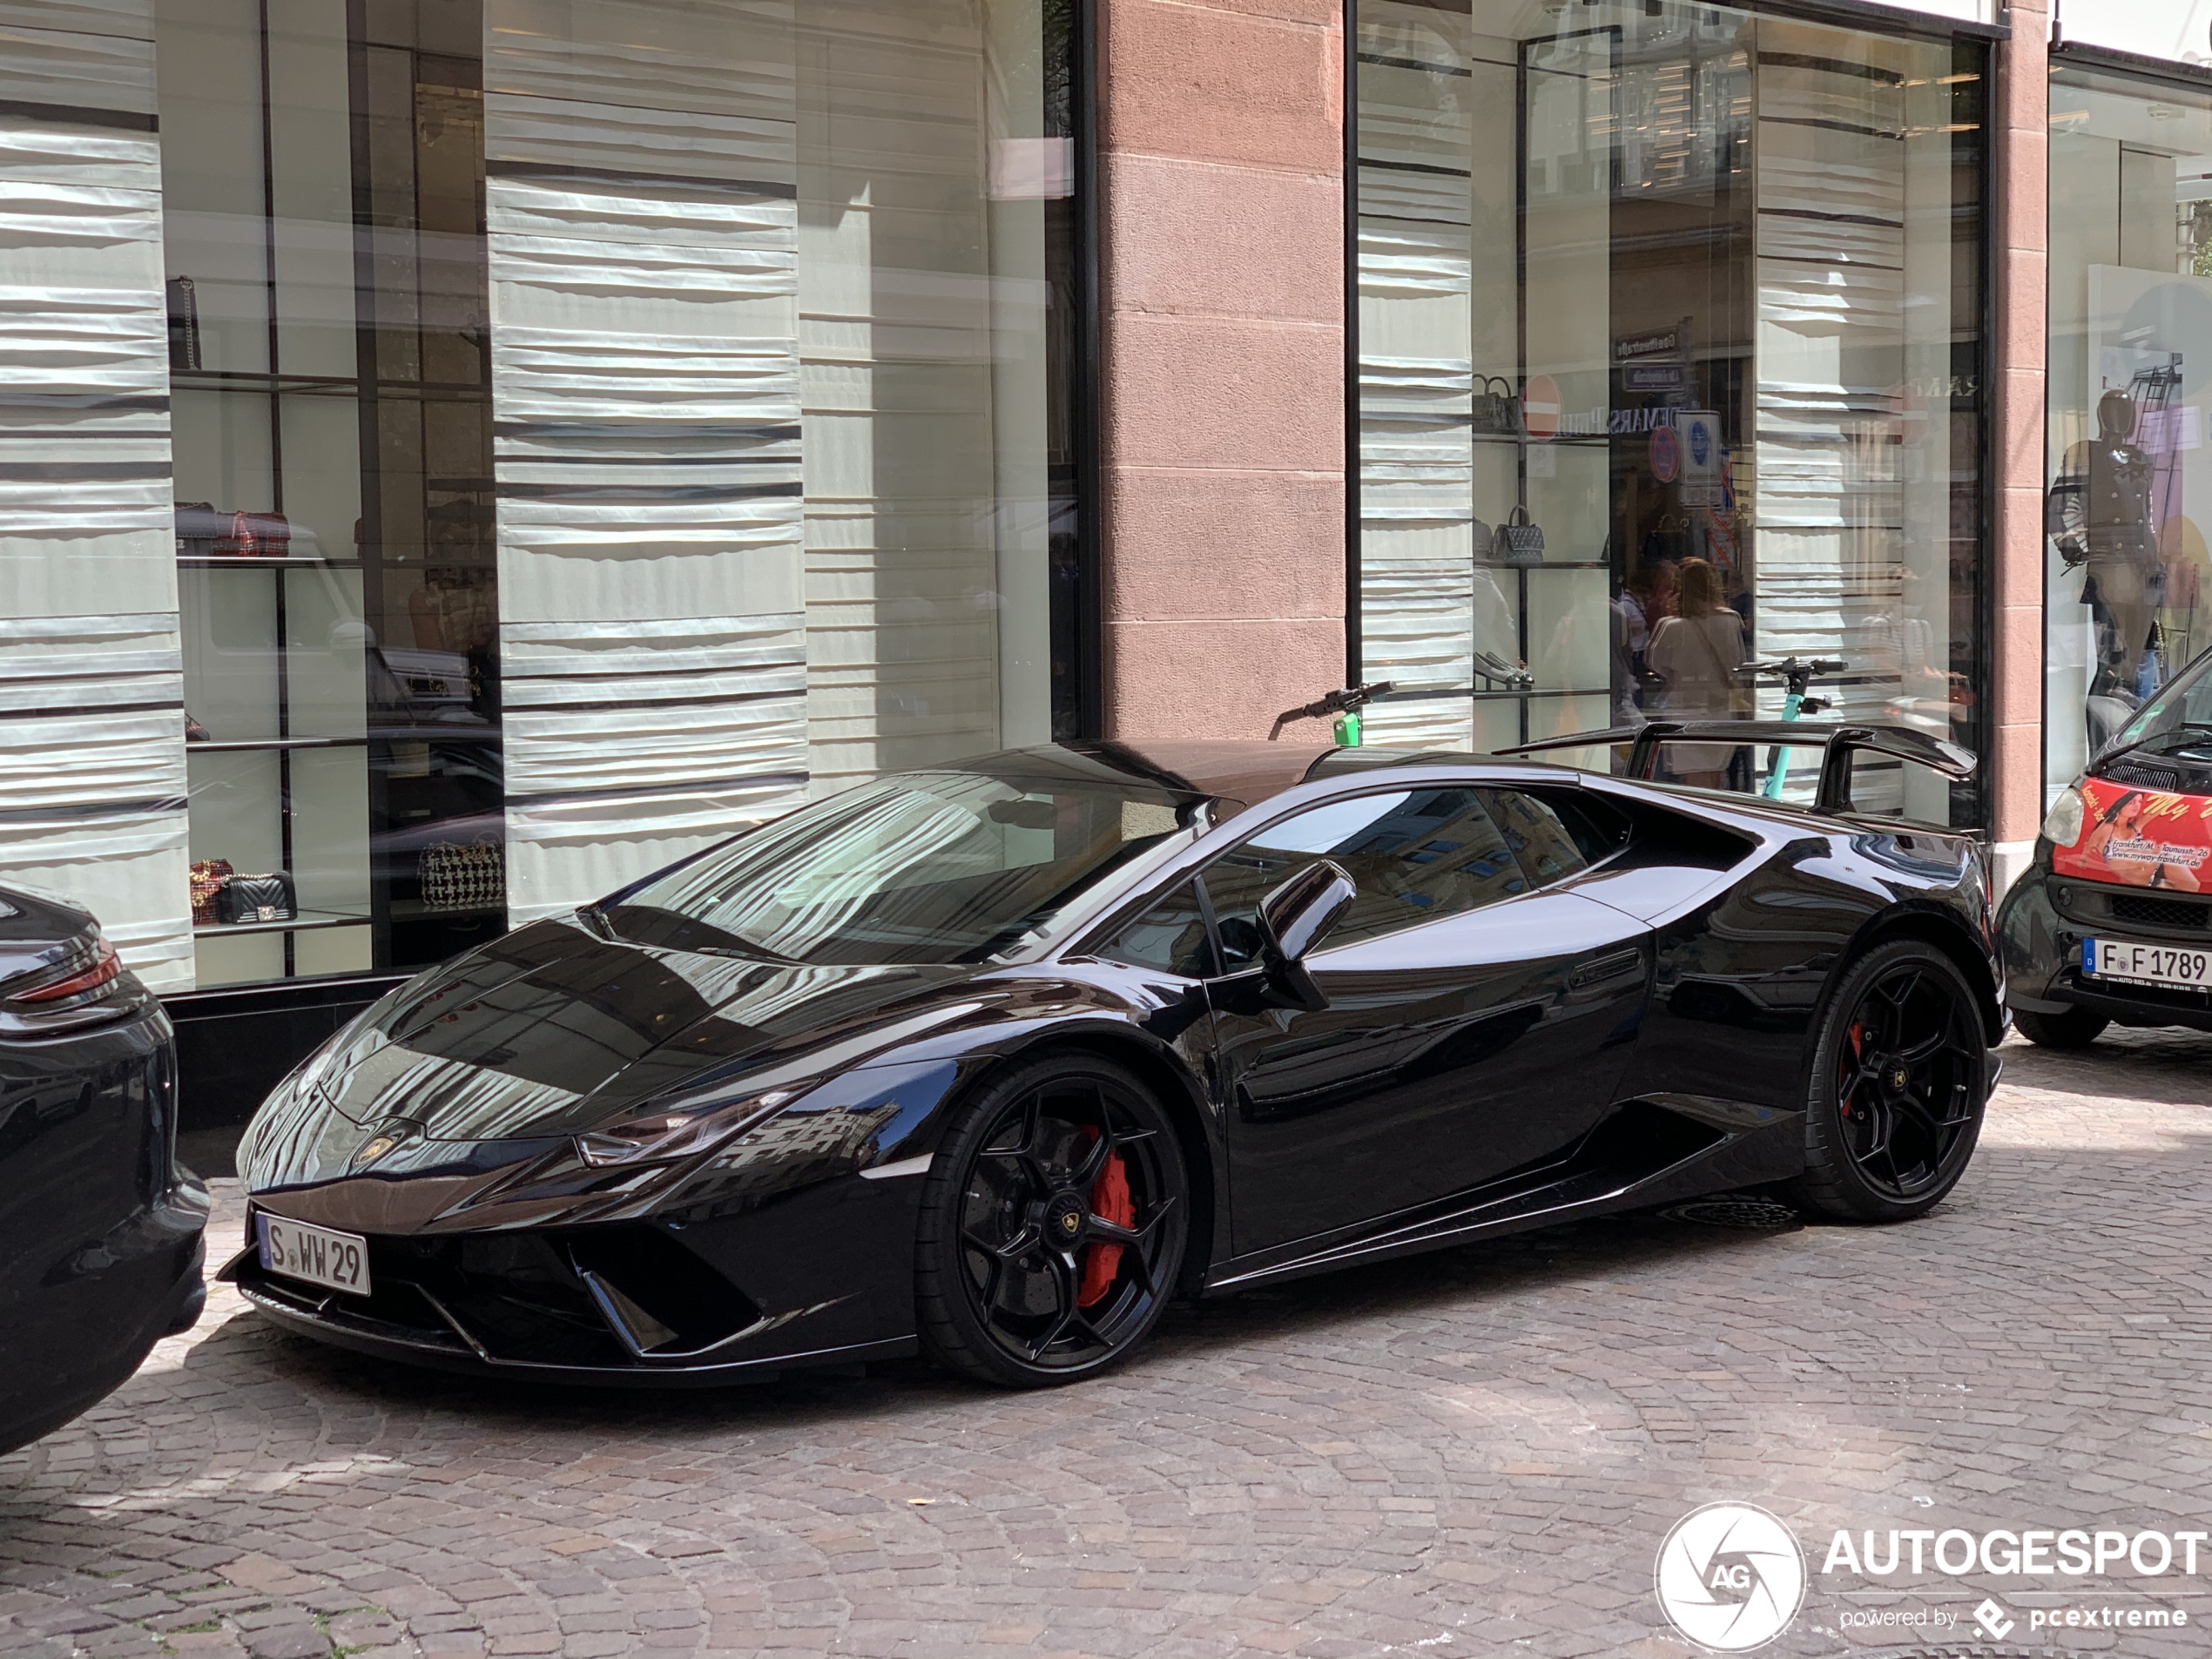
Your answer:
[1479,787,1595,887]
[1203,788,1531,966]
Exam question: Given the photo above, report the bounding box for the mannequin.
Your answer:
[2052,389,2163,699]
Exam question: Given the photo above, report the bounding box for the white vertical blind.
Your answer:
[486,0,810,922]
[0,0,192,987]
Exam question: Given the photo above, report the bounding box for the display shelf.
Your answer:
[178,555,365,570]
[1475,559,1608,570]
[189,736,371,753]
[193,912,371,938]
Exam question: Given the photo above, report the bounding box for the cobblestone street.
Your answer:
[4,1030,2210,1659]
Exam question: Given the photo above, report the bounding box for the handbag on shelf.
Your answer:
[1471,376,1521,436]
[215,510,291,558]
[175,502,224,558]
[188,859,233,926]
[215,871,297,925]
[1499,505,1547,565]
[420,839,504,914]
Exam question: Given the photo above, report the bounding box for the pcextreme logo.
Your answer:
[1655,1503,1808,1651]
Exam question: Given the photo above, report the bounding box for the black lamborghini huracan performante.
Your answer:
[229,729,2002,1388]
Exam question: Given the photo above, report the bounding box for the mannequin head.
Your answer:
[2099,389,2137,444]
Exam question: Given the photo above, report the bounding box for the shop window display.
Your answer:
[1353,0,1986,826]
[2045,67,2212,804]
[0,0,1081,993]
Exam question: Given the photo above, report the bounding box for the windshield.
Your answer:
[2107,653,2212,762]
[604,770,1202,966]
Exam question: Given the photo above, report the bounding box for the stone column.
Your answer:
[1991,1,2049,889]
[1096,0,1347,740]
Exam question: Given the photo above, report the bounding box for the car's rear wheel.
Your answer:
[915,1053,1189,1387]
[1789,940,1987,1223]
[2011,1004,2109,1049]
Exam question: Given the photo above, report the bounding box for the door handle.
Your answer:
[1568,948,1643,990]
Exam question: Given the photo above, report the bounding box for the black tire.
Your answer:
[2011,1004,2109,1049]
[1788,940,1988,1224]
[915,1053,1189,1387]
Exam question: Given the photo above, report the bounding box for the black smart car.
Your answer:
[229,727,2000,1390]
[1,886,209,1455]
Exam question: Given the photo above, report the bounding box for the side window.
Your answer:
[1099,880,1215,978]
[1202,789,1530,968]
[1477,788,1595,887]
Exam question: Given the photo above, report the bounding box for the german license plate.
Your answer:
[257,1214,370,1296]
[2083,937,2212,992]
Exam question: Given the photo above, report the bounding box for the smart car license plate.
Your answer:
[2083,937,2212,992]
[257,1214,370,1296]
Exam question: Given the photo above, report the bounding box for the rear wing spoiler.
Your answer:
[1496,720,1977,815]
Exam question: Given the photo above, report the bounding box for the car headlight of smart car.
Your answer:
[573,1085,806,1168]
[2042,782,2086,849]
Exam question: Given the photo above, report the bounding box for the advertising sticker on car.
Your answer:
[2083,937,2212,992]
[258,1214,370,1296]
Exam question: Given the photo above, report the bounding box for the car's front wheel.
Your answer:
[2011,1004,2109,1049]
[915,1053,1189,1387]
[1789,940,1988,1223]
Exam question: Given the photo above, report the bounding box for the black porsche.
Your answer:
[2,884,209,1454]
[229,727,2002,1388]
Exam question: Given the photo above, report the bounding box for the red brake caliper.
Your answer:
[1841,1021,1864,1117]
[1077,1128,1133,1307]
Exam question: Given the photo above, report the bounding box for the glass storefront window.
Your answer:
[1353,0,1987,825]
[2045,66,2212,803]
[0,0,1083,994]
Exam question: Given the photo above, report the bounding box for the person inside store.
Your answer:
[1613,556,1677,713]
[1646,556,1745,791]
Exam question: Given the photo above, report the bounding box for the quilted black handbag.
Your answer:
[215,871,297,925]
[1499,505,1547,565]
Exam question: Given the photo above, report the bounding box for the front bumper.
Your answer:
[225,1168,927,1386]
[2000,861,2212,1030]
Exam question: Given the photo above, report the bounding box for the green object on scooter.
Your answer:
[1334,709,1362,746]
[1763,689,1803,799]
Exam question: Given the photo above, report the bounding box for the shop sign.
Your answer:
[1615,326,1683,362]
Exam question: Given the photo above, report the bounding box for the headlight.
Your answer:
[2042,784,2087,848]
[575,1085,803,1168]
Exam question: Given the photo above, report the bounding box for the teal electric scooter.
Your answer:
[1737,656,1845,799]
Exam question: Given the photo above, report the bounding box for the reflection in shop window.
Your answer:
[1353,0,1986,828]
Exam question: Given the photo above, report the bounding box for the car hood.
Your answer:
[304,915,979,1142]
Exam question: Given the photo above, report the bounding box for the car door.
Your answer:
[1203,782,1649,1258]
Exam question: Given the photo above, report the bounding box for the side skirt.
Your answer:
[1202,1099,1803,1296]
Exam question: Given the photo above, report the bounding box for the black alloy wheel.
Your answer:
[1790,940,1988,1223]
[916,1054,1188,1387]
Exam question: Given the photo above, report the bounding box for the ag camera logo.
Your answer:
[1656,1503,1807,1651]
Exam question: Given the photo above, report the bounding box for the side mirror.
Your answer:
[1255,860,1357,1010]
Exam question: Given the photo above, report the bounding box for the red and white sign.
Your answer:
[1521,374,1561,442]
[1649,422,1679,482]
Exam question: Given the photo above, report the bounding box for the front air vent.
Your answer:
[2109,892,2211,931]
[2103,759,2183,792]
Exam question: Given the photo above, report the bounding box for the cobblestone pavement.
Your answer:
[6,1030,2212,1659]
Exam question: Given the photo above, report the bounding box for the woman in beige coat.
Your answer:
[1646,557,1745,790]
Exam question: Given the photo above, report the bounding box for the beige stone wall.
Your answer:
[1993,1,2048,883]
[1096,0,1347,740]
